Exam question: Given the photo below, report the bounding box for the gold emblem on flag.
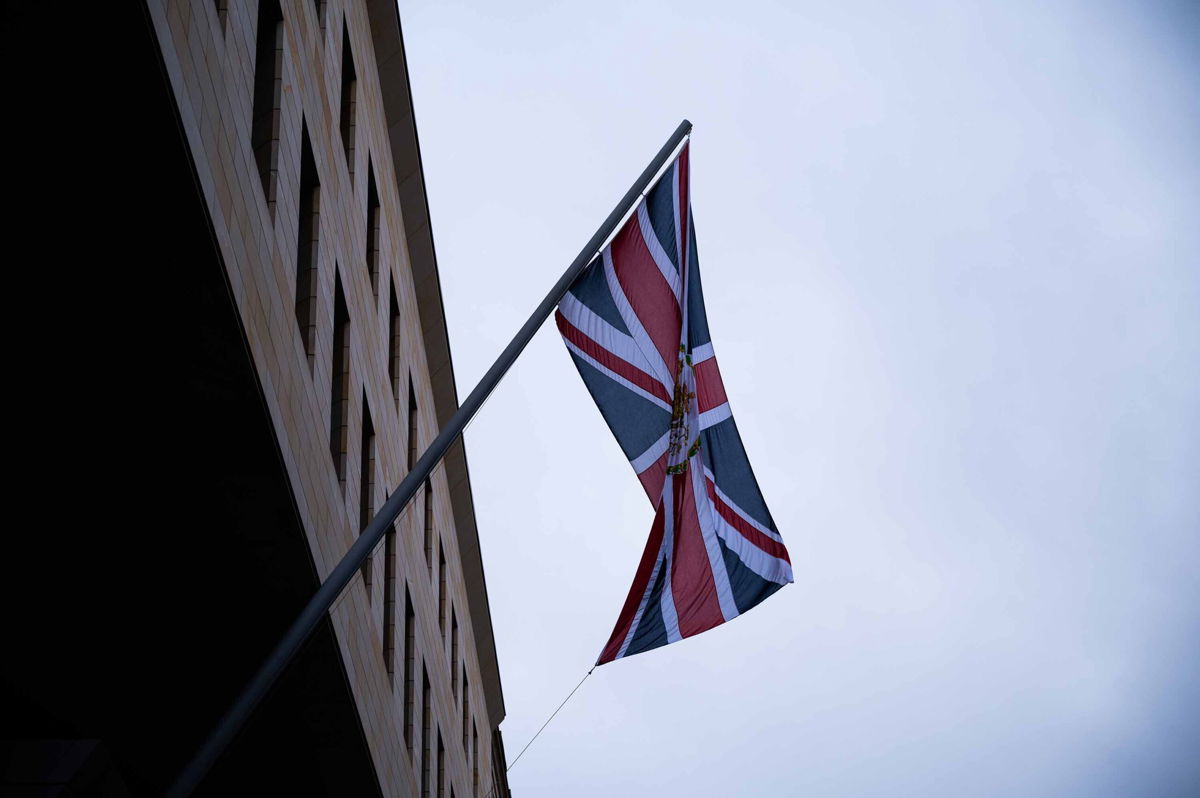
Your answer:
[666,346,700,475]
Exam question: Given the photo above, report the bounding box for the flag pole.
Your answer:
[168,118,693,797]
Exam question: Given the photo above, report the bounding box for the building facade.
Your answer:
[1,2,509,796]
[145,0,512,794]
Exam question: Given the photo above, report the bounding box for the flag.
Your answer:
[555,143,793,665]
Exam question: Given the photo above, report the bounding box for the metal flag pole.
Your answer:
[168,118,693,797]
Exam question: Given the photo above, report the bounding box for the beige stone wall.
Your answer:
[146,1,501,794]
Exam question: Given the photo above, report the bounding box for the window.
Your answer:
[383,519,397,683]
[339,21,357,180]
[359,395,375,598]
[461,671,470,753]
[312,0,326,32]
[407,376,418,470]
[251,0,283,217]
[389,283,402,404]
[295,124,320,370]
[438,542,447,634]
[404,589,415,752]
[436,731,444,798]
[421,667,431,797]
[472,723,479,797]
[366,160,381,298]
[450,609,459,698]
[330,274,350,489]
[423,479,434,573]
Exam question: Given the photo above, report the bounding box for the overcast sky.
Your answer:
[397,1,1199,795]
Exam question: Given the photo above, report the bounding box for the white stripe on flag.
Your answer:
[562,339,672,413]
[659,475,682,644]
[690,459,740,623]
[691,342,715,364]
[698,402,732,430]
[615,543,668,661]
[603,249,675,393]
[630,431,669,474]
[704,466,784,543]
[558,293,655,379]
[712,512,794,585]
[637,203,681,303]
[700,463,787,544]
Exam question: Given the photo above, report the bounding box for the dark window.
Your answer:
[339,21,357,180]
[450,609,459,699]
[407,376,418,470]
[438,542,447,633]
[389,283,402,404]
[251,0,283,217]
[214,0,228,32]
[404,588,415,752]
[421,667,431,798]
[295,123,320,370]
[330,274,350,489]
[436,732,444,798]
[359,394,375,598]
[383,518,397,683]
[366,160,381,298]
[461,670,470,753]
[472,723,479,797]
[312,0,326,32]
[423,479,434,574]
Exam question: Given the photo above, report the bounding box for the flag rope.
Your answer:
[482,667,595,798]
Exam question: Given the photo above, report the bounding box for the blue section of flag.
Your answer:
[567,258,630,336]
[702,418,777,532]
[646,166,679,272]
[568,351,671,461]
[718,536,785,615]
[684,220,712,350]
[625,562,669,657]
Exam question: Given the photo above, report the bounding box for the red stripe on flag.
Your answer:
[706,479,791,563]
[636,452,667,506]
[694,357,727,414]
[556,311,672,406]
[610,215,682,377]
[597,506,667,665]
[670,472,726,638]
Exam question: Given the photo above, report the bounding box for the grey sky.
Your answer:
[398,1,1199,795]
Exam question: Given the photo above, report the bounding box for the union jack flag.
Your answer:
[556,143,793,665]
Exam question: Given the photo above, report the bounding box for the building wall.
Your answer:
[145,2,506,795]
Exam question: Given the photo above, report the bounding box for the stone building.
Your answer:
[1,2,511,796]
